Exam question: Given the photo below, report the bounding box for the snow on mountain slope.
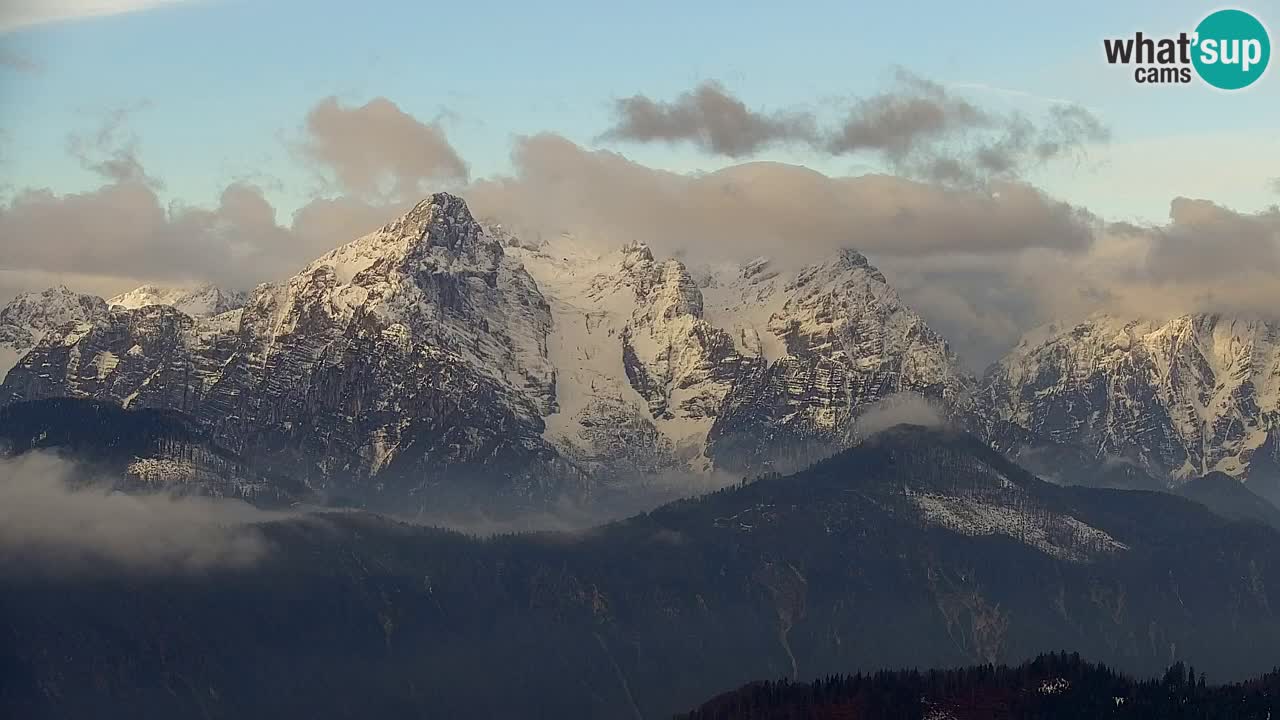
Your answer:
[274,194,557,413]
[0,286,109,380]
[109,284,248,317]
[983,313,1280,484]
[703,248,976,472]
[510,236,675,473]
[511,235,974,475]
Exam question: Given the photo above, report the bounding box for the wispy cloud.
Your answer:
[947,81,1089,110]
[0,0,196,33]
[599,70,1109,189]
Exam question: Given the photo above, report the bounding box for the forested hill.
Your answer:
[5,427,1280,718]
[680,653,1280,719]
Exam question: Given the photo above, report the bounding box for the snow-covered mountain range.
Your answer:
[1,193,1276,506]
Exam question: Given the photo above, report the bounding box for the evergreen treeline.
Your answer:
[681,652,1280,719]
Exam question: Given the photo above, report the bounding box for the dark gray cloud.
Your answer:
[598,70,1109,188]
[0,453,274,576]
[830,70,1109,186]
[300,96,468,200]
[600,81,817,157]
[826,70,988,157]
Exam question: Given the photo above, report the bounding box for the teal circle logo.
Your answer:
[1192,9,1270,89]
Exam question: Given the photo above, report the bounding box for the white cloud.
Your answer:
[0,452,276,575]
[853,393,946,438]
[0,0,196,33]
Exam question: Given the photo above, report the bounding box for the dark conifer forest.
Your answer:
[681,653,1280,719]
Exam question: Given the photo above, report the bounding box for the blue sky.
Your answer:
[2,0,1278,223]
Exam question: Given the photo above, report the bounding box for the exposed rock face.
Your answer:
[982,314,1280,490]
[703,249,975,472]
[2,305,213,411]
[508,235,971,478]
[0,286,109,380]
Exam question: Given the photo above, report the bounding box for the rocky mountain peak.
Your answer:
[620,241,655,264]
[791,248,889,292]
[379,192,482,251]
[835,247,877,271]
[648,260,704,321]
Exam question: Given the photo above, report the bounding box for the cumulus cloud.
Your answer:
[299,96,468,200]
[900,198,1280,365]
[0,107,412,297]
[0,0,194,32]
[1142,198,1280,283]
[600,81,817,157]
[0,179,306,290]
[467,134,1094,265]
[1045,200,1280,320]
[0,453,274,575]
